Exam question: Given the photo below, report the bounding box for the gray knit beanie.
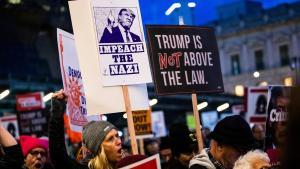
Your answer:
[82,121,117,155]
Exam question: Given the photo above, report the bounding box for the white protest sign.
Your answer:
[68,0,149,115]
[92,0,152,86]
[246,86,268,123]
[0,115,19,138]
[151,110,167,137]
[57,28,88,132]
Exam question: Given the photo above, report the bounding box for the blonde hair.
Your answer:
[88,145,114,169]
[233,150,270,169]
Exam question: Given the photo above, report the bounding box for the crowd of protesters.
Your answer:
[0,88,298,169]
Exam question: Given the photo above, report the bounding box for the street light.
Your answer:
[0,89,10,100]
[165,3,181,16]
[217,103,229,112]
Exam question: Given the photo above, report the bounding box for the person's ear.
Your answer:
[217,143,223,152]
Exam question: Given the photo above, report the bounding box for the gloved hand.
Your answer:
[50,89,67,118]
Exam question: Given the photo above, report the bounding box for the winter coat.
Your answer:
[49,98,88,169]
[189,149,224,169]
[0,145,24,169]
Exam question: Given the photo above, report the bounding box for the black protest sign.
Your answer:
[146,25,224,95]
[17,109,49,137]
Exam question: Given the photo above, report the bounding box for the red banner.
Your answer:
[16,92,45,111]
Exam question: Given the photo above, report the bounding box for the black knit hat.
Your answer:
[210,115,254,153]
[169,123,196,156]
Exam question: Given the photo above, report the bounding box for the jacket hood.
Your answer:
[189,149,216,169]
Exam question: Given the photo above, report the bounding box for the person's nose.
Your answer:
[115,137,121,146]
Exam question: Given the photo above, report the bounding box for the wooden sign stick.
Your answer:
[138,138,145,155]
[122,85,138,155]
[191,93,204,153]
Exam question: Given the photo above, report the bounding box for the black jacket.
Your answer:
[49,98,88,169]
[0,145,24,169]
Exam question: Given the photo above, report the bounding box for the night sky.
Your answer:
[139,0,299,25]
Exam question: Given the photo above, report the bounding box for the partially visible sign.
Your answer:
[16,92,45,111]
[57,28,88,132]
[0,115,19,138]
[265,86,291,167]
[247,87,268,123]
[133,110,152,137]
[146,25,224,95]
[151,111,167,137]
[92,0,152,86]
[17,109,49,137]
[119,154,161,169]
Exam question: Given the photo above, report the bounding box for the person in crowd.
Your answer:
[0,121,24,169]
[159,136,172,169]
[100,8,141,43]
[189,115,254,169]
[144,139,160,156]
[233,150,270,169]
[255,95,267,115]
[202,127,211,148]
[167,123,196,169]
[251,124,265,150]
[281,87,300,169]
[20,135,50,169]
[49,90,122,169]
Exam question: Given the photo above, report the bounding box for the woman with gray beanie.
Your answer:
[49,90,122,169]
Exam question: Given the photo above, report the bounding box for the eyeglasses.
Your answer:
[29,150,47,157]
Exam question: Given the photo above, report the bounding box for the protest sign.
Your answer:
[119,154,161,169]
[151,110,167,137]
[133,110,153,138]
[246,87,268,123]
[17,109,49,137]
[0,115,19,138]
[265,86,291,167]
[91,0,152,86]
[57,28,88,132]
[16,92,48,137]
[68,0,149,116]
[146,25,224,95]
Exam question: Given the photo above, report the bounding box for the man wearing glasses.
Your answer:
[20,135,49,169]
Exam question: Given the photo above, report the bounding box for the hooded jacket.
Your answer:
[189,149,226,169]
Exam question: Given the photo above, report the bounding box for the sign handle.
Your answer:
[191,93,204,153]
[122,85,138,155]
[138,138,145,155]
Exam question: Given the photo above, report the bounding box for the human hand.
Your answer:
[50,89,67,117]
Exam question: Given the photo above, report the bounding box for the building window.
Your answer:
[279,45,290,66]
[231,54,241,75]
[255,50,265,70]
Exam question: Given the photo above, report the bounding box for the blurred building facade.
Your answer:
[206,0,300,94]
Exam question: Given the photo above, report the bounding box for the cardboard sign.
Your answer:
[16,92,45,111]
[90,0,152,86]
[68,0,149,115]
[17,109,49,137]
[246,87,268,123]
[0,115,19,138]
[57,28,88,132]
[119,154,161,169]
[146,25,224,95]
[265,86,291,167]
[133,110,152,137]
